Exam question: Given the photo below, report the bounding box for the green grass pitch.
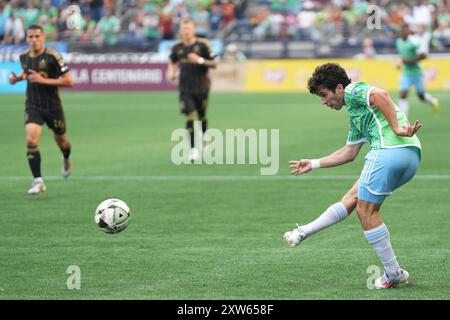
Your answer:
[0,91,449,299]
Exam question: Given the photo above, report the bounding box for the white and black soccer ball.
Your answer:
[95,199,131,234]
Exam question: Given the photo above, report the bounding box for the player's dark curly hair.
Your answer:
[307,63,351,94]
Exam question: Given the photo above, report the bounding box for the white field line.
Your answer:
[0,175,449,181]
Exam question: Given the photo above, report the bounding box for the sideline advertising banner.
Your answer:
[244,59,450,92]
[210,62,245,92]
[70,63,177,91]
[0,62,27,93]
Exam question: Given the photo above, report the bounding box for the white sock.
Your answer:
[364,223,400,277]
[301,202,348,237]
[34,177,43,183]
[398,99,409,118]
[424,92,435,105]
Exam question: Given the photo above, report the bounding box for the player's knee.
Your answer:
[356,201,379,220]
[341,193,357,214]
[58,138,70,149]
[26,137,39,147]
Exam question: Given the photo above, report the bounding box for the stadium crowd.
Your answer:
[0,0,449,51]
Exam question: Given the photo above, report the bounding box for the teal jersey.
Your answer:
[344,82,421,151]
[396,36,422,77]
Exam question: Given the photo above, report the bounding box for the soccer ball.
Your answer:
[94,198,131,234]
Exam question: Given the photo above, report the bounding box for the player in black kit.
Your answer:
[9,25,74,195]
[168,18,217,161]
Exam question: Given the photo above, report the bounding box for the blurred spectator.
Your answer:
[40,0,59,25]
[209,3,223,36]
[0,3,7,42]
[39,14,58,42]
[297,1,316,39]
[160,7,174,40]
[354,38,377,59]
[222,42,246,62]
[79,12,97,44]
[3,10,25,44]
[192,3,209,38]
[267,9,283,38]
[86,0,104,22]
[95,8,120,46]
[23,1,40,29]
[221,0,235,26]
[142,5,160,40]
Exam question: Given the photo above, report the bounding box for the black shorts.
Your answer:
[179,92,209,117]
[25,106,67,135]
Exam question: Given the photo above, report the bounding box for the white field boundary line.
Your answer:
[0,175,449,181]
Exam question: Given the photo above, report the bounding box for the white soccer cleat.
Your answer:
[62,158,72,178]
[374,268,409,289]
[188,148,199,161]
[28,178,46,195]
[283,224,306,247]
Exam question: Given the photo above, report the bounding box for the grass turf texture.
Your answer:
[0,91,449,299]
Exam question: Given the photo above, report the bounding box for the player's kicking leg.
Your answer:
[416,75,440,116]
[418,92,440,116]
[283,180,359,247]
[53,132,72,178]
[26,123,46,194]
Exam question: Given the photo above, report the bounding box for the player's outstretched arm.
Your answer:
[9,71,26,85]
[370,88,422,137]
[289,143,364,175]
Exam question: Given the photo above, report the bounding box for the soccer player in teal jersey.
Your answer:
[396,24,440,117]
[284,63,422,289]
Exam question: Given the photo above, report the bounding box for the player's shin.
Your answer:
[398,99,409,118]
[60,142,71,159]
[301,202,349,237]
[27,146,42,178]
[364,223,401,277]
[186,120,194,148]
[201,118,207,133]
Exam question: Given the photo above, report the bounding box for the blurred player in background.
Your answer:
[9,25,73,195]
[167,18,217,161]
[284,63,422,289]
[396,24,440,118]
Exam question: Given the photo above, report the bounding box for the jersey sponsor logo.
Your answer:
[39,58,47,70]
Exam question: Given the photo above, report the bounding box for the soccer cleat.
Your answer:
[374,268,409,289]
[62,158,72,178]
[283,224,306,247]
[28,179,46,195]
[431,97,440,116]
[188,148,199,161]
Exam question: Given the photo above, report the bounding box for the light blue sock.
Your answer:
[364,223,400,277]
[301,202,348,236]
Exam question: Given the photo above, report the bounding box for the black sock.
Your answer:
[186,120,194,148]
[201,119,207,133]
[27,148,41,178]
[61,143,71,160]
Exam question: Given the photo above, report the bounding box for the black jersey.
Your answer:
[169,39,215,94]
[19,48,70,111]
